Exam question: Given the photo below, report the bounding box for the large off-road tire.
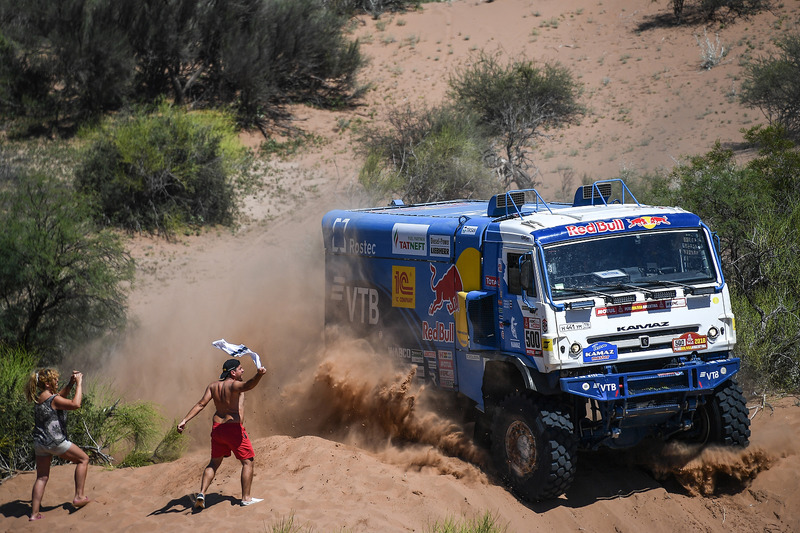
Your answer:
[686,379,751,447]
[490,393,577,501]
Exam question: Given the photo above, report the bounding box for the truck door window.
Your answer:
[507,252,522,295]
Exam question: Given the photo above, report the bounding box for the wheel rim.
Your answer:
[684,404,711,444]
[505,420,537,477]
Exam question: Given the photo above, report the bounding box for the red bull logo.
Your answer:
[627,215,670,229]
[429,264,462,315]
[565,219,625,237]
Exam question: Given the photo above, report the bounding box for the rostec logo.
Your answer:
[627,215,670,229]
[428,263,463,315]
[392,223,428,256]
[392,266,415,308]
[565,219,624,237]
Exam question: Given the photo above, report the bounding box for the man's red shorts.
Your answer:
[210,422,255,460]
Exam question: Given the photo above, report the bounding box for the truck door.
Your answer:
[499,249,544,358]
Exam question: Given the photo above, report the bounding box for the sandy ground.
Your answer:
[3,0,800,531]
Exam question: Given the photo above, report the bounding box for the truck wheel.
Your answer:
[687,379,751,447]
[490,393,577,501]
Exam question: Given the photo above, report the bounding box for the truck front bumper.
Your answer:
[559,357,740,402]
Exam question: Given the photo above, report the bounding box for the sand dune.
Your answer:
[3,0,800,531]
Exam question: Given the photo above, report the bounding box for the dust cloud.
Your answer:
[66,198,483,478]
[628,440,777,496]
[275,335,488,480]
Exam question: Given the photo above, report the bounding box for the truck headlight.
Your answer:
[707,326,719,340]
[569,342,582,358]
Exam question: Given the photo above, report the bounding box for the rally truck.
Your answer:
[321,179,750,501]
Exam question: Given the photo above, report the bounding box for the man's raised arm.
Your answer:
[233,366,267,392]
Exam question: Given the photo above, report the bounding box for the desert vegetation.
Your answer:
[1,0,799,483]
[643,125,800,391]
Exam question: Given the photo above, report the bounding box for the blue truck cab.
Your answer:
[321,180,750,501]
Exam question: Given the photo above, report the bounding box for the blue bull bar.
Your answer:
[560,358,741,402]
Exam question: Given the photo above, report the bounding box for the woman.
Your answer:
[25,368,90,521]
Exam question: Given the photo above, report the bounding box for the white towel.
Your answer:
[212,339,263,369]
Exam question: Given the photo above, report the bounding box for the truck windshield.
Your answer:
[543,229,717,299]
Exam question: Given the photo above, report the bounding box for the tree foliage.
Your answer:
[741,34,800,140]
[663,0,771,24]
[75,103,249,236]
[0,0,135,128]
[644,125,800,391]
[449,52,583,189]
[0,162,134,363]
[358,105,496,204]
[0,0,364,131]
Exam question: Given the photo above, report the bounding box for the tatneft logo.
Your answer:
[392,223,429,256]
[392,266,415,308]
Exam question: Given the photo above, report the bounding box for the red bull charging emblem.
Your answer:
[627,215,670,229]
[428,264,462,315]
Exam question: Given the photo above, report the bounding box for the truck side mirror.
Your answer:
[520,256,534,293]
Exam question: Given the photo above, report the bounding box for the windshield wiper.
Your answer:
[638,279,717,295]
[554,285,634,305]
[598,282,678,301]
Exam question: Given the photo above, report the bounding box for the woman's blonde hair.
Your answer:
[25,368,60,403]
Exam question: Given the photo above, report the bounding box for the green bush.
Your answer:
[75,103,250,236]
[643,125,800,391]
[358,105,496,204]
[741,34,800,140]
[0,346,37,474]
[449,52,583,189]
[0,163,134,362]
[0,345,186,478]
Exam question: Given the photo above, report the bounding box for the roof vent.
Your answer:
[582,183,612,200]
[496,190,526,208]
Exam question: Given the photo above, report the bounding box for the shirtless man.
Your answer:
[177,358,267,508]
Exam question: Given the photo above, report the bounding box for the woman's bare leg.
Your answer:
[60,444,90,506]
[30,455,51,520]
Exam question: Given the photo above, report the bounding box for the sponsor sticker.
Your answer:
[392,223,429,256]
[524,317,542,356]
[596,298,686,317]
[461,225,478,235]
[582,342,618,363]
[672,332,708,353]
[627,215,670,229]
[429,234,451,257]
[565,219,625,237]
[392,266,415,308]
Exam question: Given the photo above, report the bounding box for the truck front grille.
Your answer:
[587,327,700,354]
